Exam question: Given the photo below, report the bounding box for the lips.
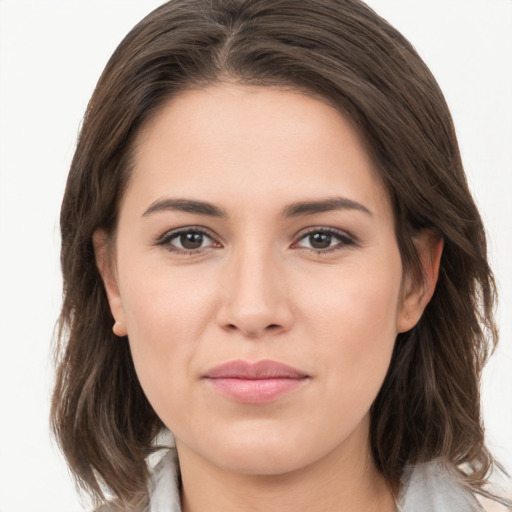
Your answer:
[203,360,309,404]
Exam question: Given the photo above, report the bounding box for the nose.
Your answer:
[216,243,294,338]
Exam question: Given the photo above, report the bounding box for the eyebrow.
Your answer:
[143,198,227,218]
[142,196,372,219]
[282,197,373,218]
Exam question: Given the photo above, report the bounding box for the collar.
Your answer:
[148,448,483,512]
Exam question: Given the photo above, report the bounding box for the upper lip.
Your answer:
[203,359,309,379]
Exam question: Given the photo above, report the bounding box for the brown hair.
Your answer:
[51,0,500,508]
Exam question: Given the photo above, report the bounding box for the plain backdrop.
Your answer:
[0,1,511,511]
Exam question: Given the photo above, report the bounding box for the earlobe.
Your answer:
[397,230,444,333]
[92,229,127,337]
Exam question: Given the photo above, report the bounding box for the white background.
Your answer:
[0,1,511,511]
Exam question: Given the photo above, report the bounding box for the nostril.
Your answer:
[222,322,282,335]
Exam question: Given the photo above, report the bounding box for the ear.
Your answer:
[397,230,444,333]
[93,229,127,337]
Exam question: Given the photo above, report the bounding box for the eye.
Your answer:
[156,228,220,253]
[294,228,355,252]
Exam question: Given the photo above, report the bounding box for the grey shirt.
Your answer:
[147,449,493,512]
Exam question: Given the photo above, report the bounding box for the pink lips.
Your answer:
[203,360,309,404]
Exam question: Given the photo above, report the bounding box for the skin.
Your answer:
[95,84,442,512]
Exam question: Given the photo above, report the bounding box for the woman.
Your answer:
[51,0,510,510]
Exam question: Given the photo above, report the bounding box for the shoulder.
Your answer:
[399,460,512,512]
[477,495,511,512]
[399,460,484,511]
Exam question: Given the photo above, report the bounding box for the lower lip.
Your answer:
[206,377,307,404]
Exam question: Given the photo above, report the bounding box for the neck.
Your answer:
[177,419,396,512]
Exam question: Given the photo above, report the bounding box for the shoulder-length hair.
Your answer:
[51,0,498,508]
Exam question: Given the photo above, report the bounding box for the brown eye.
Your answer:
[308,232,332,249]
[157,228,219,253]
[179,231,205,250]
[295,229,354,252]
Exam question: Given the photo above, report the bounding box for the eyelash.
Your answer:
[155,226,220,255]
[155,226,356,255]
[293,228,356,253]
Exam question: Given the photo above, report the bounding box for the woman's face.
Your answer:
[99,84,432,476]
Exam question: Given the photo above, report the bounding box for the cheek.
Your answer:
[300,253,402,398]
[118,263,218,407]
[121,256,217,336]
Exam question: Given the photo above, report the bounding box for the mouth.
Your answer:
[202,359,310,404]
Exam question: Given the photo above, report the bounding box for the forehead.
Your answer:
[126,84,391,217]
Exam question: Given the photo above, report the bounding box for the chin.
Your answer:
[177,418,353,477]
[211,443,313,476]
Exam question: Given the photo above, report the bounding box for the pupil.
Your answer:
[180,232,203,249]
[310,232,331,249]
